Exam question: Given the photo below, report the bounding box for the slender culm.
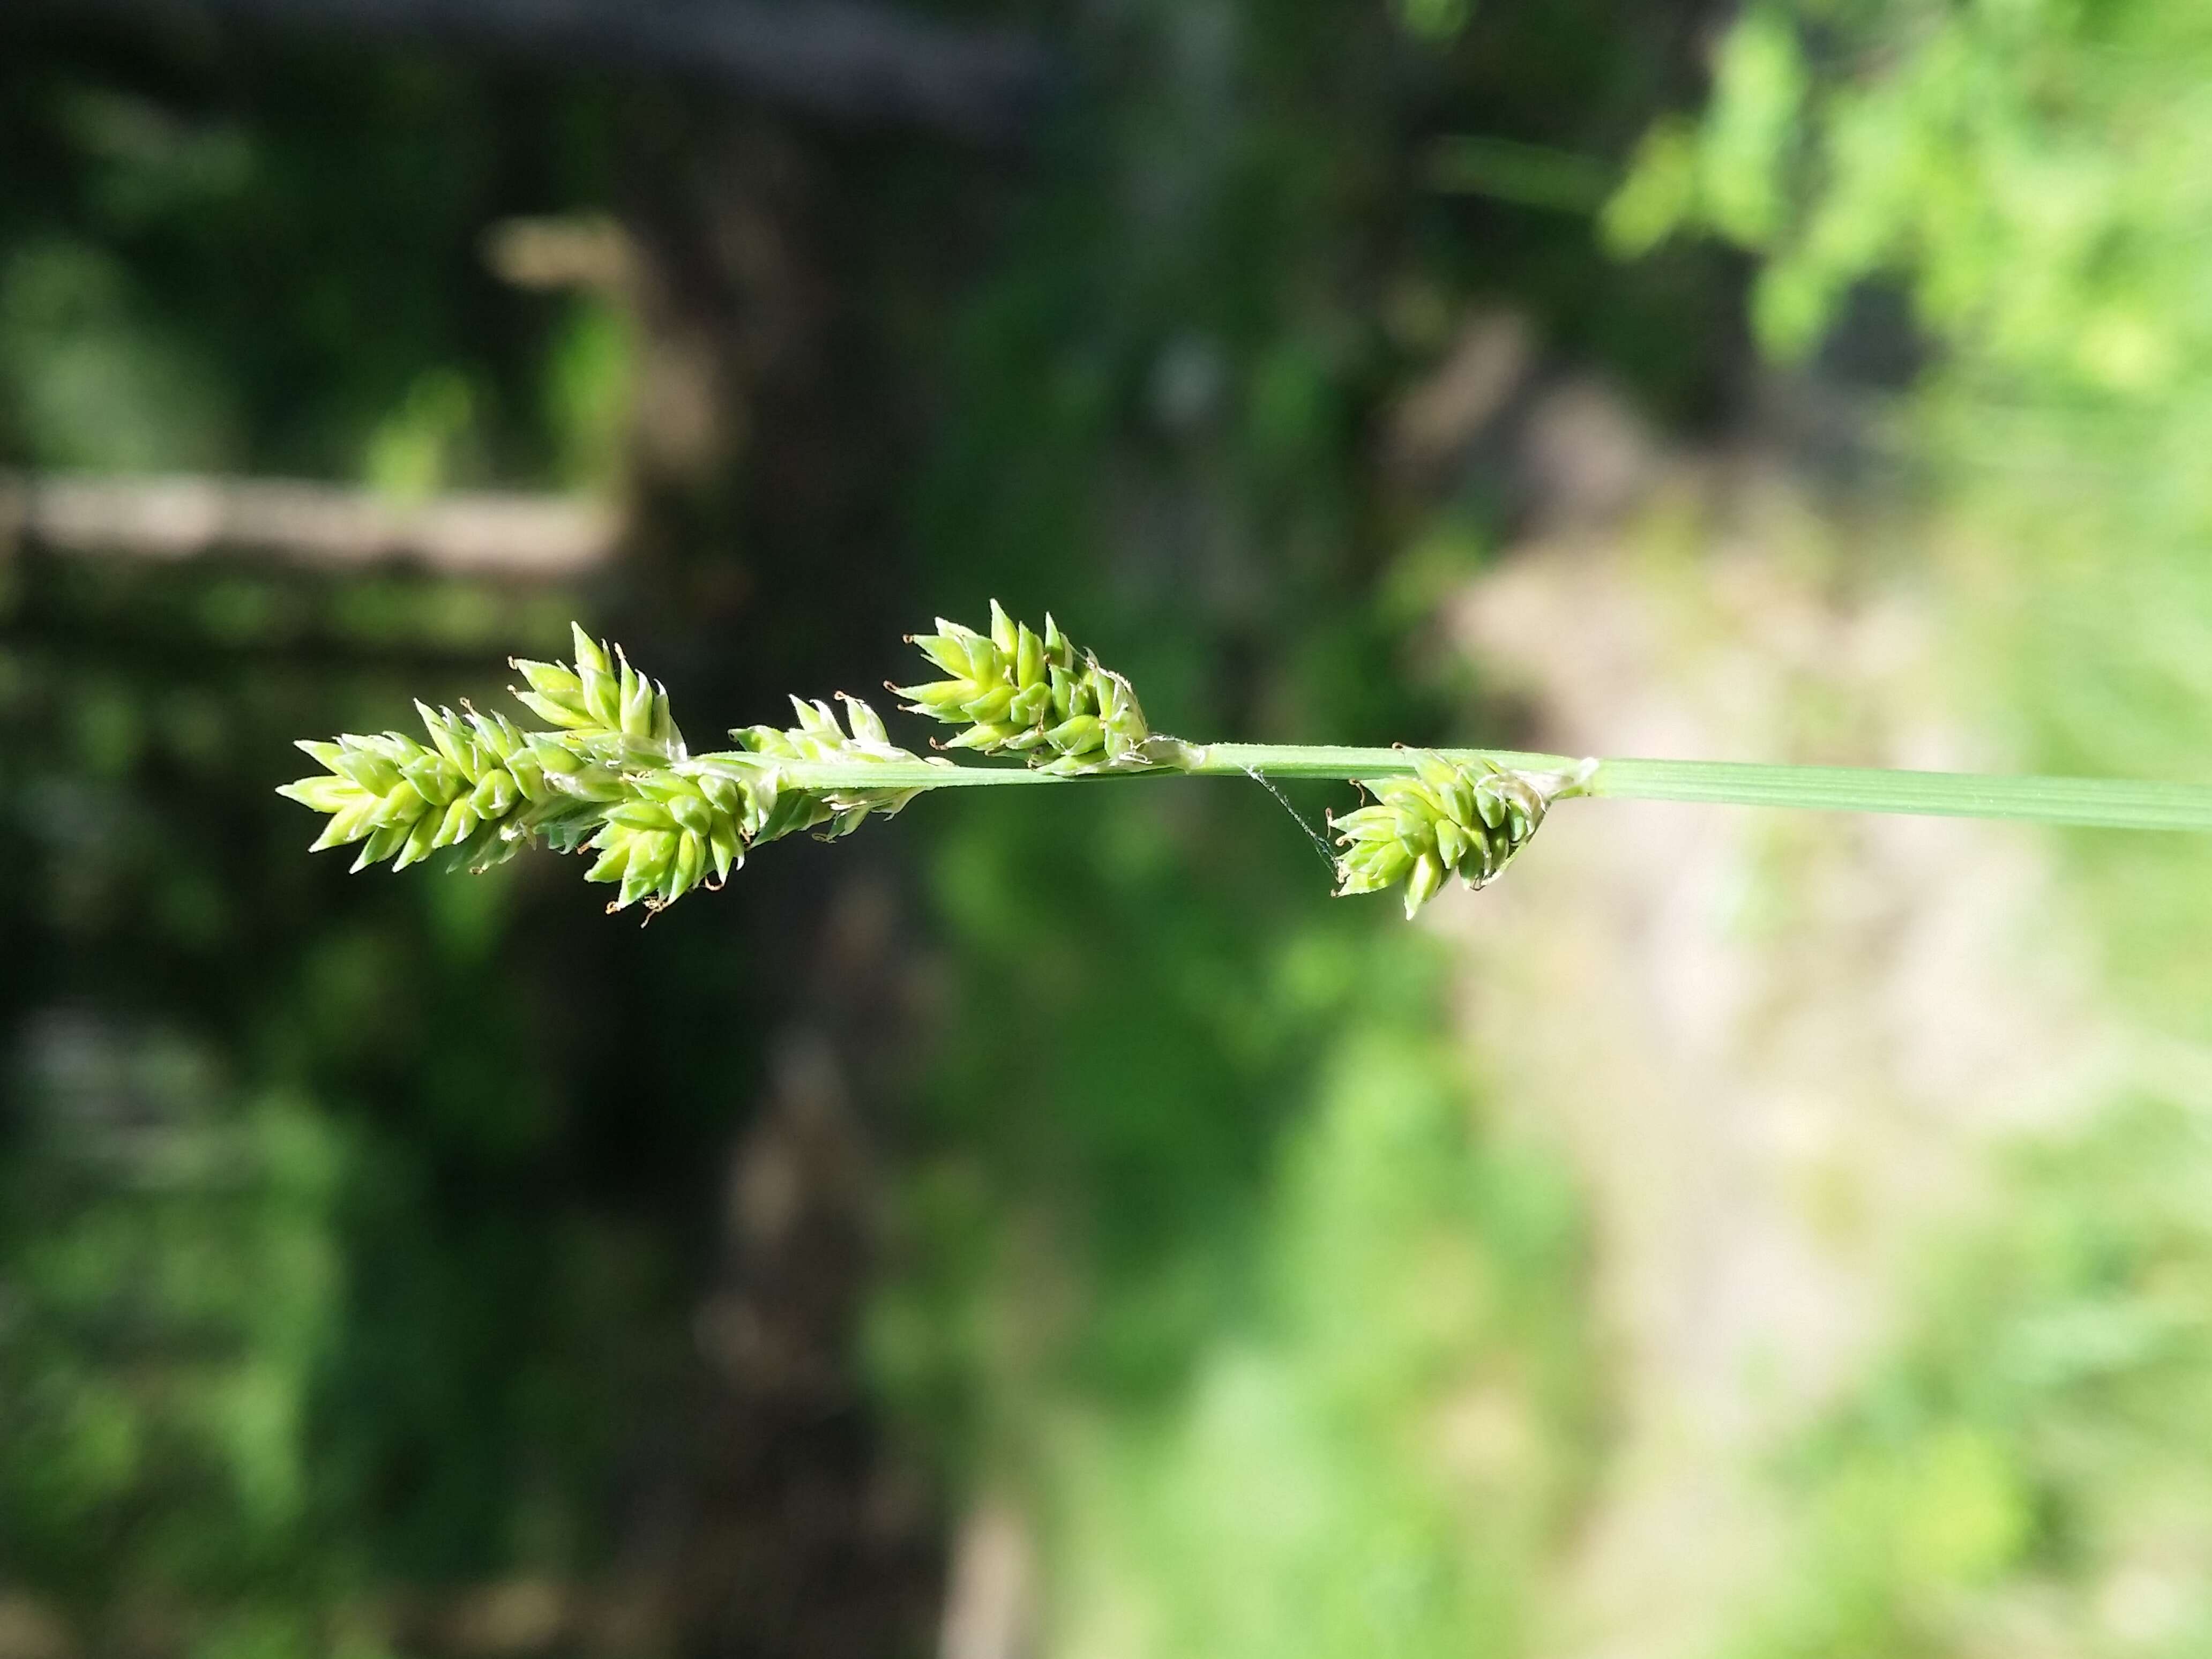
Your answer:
[280,607,2212,919]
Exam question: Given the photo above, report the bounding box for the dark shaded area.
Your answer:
[36,0,1052,144]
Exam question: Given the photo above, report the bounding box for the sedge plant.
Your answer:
[280,604,2212,919]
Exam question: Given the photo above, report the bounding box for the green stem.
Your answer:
[1178,742,1582,780]
[1588,758,2212,833]
[684,745,2212,833]
[685,754,1067,790]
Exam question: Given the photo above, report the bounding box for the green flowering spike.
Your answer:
[552,687,948,917]
[573,765,757,913]
[278,700,554,877]
[509,624,684,760]
[892,601,1152,774]
[283,608,2212,926]
[287,623,958,915]
[285,630,690,881]
[1332,752,1576,919]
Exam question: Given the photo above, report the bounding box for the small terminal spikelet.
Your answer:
[1332,752,1573,918]
[893,600,1151,774]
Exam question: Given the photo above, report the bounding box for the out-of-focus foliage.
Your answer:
[2,1021,347,1607]
[61,0,2212,1648]
[0,27,756,1647]
[1612,5,2212,1655]
[1603,0,2212,1117]
[1609,0,2212,393]
[1041,978,1593,1657]
[1723,1098,2212,1658]
[0,33,620,483]
[0,567,730,1646]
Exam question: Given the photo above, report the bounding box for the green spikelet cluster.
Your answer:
[277,703,609,876]
[282,605,2212,927]
[575,769,745,911]
[1332,753,1570,918]
[893,601,1152,774]
[580,692,933,911]
[510,623,683,760]
[280,611,1625,923]
[280,625,943,916]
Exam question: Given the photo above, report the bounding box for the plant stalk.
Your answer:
[683,745,2212,833]
[1588,758,2212,832]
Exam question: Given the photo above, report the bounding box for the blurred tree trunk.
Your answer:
[601,101,950,1659]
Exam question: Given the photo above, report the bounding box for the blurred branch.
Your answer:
[938,1504,1033,1659]
[482,215,637,294]
[64,0,1053,144]
[0,1596,70,1659]
[0,472,619,579]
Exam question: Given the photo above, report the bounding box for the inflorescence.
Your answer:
[1331,753,1570,919]
[893,601,1155,773]
[279,604,1586,918]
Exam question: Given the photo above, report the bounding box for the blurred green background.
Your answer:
[5,1,2212,1655]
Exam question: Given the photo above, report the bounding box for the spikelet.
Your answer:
[276,701,611,876]
[278,628,689,903]
[1332,752,1578,918]
[892,600,1152,774]
[510,622,683,761]
[280,622,946,917]
[580,692,943,914]
[286,615,1596,925]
